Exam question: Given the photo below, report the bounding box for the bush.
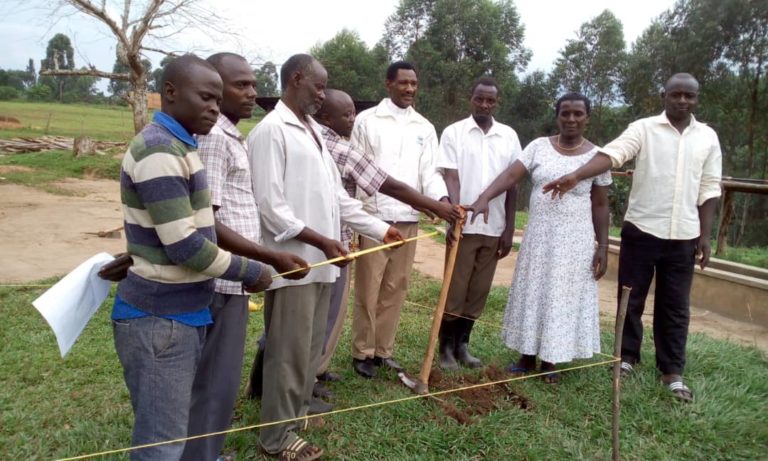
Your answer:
[0,85,19,100]
[26,84,53,101]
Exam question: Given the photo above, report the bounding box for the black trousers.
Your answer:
[618,222,697,375]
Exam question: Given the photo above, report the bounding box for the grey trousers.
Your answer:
[317,265,350,375]
[113,316,206,461]
[181,293,249,461]
[260,283,332,454]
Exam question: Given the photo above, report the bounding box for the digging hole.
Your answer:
[427,365,533,425]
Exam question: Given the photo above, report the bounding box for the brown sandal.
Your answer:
[279,437,324,461]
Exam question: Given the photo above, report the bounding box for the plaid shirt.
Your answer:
[198,114,264,295]
[321,126,387,249]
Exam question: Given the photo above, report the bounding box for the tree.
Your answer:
[26,59,37,87]
[40,33,75,101]
[311,30,388,101]
[551,10,627,144]
[384,0,530,131]
[149,55,174,93]
[39,0,231,133]
[253,61,279,98]
[109,58,152,99]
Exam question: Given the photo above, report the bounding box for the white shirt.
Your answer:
[601,112,722,240]
[351,98,448,222]
[437,116,521,236]
[247,100,389,289]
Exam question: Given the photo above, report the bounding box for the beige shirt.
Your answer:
[350,98,448,222]
[601,112,722,240]
[247,100,389,289]
[436,116,521,236]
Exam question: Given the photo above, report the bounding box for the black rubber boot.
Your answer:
[438,319,459,371]
[455,318,482,368]
[245,346,265,399]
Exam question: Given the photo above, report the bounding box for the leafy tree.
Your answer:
[150,56,174,94]
[551,10,627,144]
[253,61,279,98]
[311,30,388,101]
[109,58,152,99]
[25,59,37,87]
[26,83,52,101]
[0,86,20,100]
[39,33,75,101]
[384,0,530,132]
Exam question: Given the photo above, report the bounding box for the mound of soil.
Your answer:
[0,115,22,129]
[427,365,532,425]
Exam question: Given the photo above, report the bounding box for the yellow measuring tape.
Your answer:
[271,231,438,279]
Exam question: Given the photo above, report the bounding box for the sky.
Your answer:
[0,0,677,91]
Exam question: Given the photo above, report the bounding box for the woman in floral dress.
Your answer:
[467,93,611,383]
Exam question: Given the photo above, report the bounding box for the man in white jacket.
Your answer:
[349,61,449,378]
[248,54,402,460]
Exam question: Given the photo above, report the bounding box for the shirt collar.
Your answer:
[320,125,341,142]
[375,98,413,119]
[215,114,244,141]
[464,115,499,136]
[657,111,699,129]
[153,111,197,148]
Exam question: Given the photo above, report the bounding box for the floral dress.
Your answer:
[501,137,612,363]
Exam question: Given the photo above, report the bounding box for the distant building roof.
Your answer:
[255,97,377,114]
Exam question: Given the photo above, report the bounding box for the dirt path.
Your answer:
[413,231,768,353]
[0,179,764,352]
[0,179,125,282]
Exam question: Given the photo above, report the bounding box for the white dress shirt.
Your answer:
[247,100,389,289]
[601,112,722,240]
[350,98,448,222]
[437,116,522,236]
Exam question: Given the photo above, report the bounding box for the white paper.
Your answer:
[33,252,115,357]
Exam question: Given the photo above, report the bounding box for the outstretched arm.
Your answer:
[465,159,527,225]
[542,153,613,199]
[379,176,461,223]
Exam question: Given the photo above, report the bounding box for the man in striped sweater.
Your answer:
[112,55,272,461]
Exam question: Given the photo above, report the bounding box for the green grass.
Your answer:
[717,245,768,269]
[2,273,766,459]
[0,101,263,141]
[0,150,122,194]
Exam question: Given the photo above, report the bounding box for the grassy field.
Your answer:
[1,273,766,460]
[0,100,261,141]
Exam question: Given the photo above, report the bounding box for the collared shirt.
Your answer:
[247,100,389,289]
[437,116,522,236]
[197,114,264,295]
[350,98,448,222]
[321,125,388,250]
[601,112,722,240]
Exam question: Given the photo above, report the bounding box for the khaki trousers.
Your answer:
[444,233,500,321]
[352,222,418,360]
[259,283,331,454]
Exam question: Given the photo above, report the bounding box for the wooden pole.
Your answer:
[612,286,632,461]
[415,215,465,394]
[715,189,734,256]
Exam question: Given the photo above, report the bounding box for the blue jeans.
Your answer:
[113,316,206,461]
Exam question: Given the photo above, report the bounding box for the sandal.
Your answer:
[542,372,560,384]
[505,363,533,376]
[279,437,324,461]
[619,361,634,378]
[666,380,694,403]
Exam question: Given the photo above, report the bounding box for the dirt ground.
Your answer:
[0,178,765,353]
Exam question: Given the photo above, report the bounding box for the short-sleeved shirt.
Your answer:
[321,126,388,250]
[601,112,722,240]
[437,116,522,236]
[197,114,263,295]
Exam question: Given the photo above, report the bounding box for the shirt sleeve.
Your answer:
[419,127,449,200]
[129,151,262,285]
[600,122,643,168]
[697,131,723,205]
[518,138,539,171]
[247,122,306,242]
[345,145,388,197]
[197,132,230,208]
[435,126,458,170]
[337,185,389,241]
[594,168,613,187]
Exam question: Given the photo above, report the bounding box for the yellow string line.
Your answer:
[272,231,438,278]
[402,299,618,360]
[56,357,618,461]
